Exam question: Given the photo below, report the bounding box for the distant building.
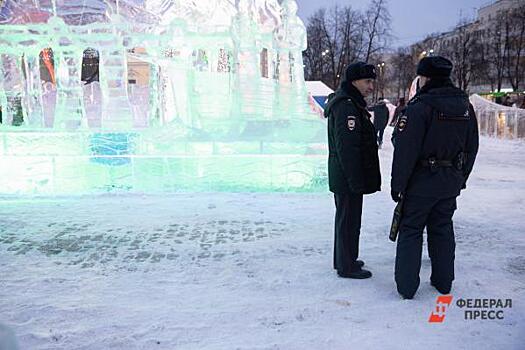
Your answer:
[410,0,524,93]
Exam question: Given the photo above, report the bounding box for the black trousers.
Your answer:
[395,195,457,298]
[333,193,364,273]
[376,128,385,144]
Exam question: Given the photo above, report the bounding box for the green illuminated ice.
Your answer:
[0,0,327,195]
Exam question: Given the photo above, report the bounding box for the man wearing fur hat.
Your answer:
[391,56,479,299]
[324,62,381,279]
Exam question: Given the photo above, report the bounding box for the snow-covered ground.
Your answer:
[1,128,524,350]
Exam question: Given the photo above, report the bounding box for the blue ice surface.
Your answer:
[89,132,136,166]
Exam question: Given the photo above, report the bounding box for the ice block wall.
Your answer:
[0,0,328,195]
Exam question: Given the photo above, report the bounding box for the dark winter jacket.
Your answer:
[391,78,479,198]
[370,102,389,130]
[324,83,381,194]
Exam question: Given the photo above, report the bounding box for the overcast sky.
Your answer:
[295,0,491,47]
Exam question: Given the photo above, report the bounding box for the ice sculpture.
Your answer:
[0,0,327,194]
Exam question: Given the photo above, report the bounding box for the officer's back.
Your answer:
[391,61,478,199]
[391,55,479,299]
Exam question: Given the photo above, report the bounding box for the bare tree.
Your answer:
[482,19,506,92]
[334,7,367,85]
[303,1,392,89]
[303,9,329,83]
[303,5,365,89]
[503,5,525,92]
[389,47,416,99]
[440,20,480,92]
[363,0,392,61]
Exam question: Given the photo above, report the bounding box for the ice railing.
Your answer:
[470,94,525,139]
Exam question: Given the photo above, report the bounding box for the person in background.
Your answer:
[502,95,513,107]
[370,98,390,148]
[519,97,525,110]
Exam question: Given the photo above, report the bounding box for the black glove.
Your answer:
[391,190,401,203]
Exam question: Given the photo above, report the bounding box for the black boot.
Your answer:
[333,260,364,270]
[431,280,451,295]
[337,267,372,279]
[399,292,414,300]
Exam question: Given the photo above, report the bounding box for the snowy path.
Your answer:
[1,128,524,350]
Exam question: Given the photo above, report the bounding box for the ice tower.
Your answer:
[0,0,327,194]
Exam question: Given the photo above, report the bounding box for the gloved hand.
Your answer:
[391,190,401,203]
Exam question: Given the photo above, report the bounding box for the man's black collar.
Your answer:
[340,80,367,108]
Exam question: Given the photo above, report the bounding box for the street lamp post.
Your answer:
[377,62,385,99]
[321,49,332,86]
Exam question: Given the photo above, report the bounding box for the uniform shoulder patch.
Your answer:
[347,116,356,131]
[397,115,408,132]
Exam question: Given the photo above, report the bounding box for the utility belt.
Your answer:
[419,152,466,173]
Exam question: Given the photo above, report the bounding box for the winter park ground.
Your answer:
[0,128,524,350]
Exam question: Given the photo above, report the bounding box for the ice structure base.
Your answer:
[0,122,328,195]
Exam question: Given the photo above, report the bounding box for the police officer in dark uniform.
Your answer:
[324,62,381,279]
[391,56,479,299]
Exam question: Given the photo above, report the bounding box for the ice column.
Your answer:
[98,14,133,129]
[48,17,86,129]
